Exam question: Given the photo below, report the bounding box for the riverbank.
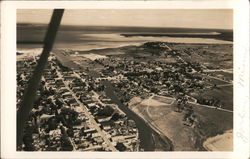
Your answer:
[130,96,199,151]
[52,50,173,151]
[101,80,173,151]
[17,39,232,151]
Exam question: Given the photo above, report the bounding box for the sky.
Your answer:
[17,9,233,29]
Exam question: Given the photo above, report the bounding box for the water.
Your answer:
[16,24,232,150]
[17,24,233,52]
[54,52,173,151]
[102,81,155,150]
[101,80,173,151]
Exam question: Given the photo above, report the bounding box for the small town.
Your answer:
[11,8,237,154]
[17,41,233,151]
[17,54,140,151]
[94,42,232,109]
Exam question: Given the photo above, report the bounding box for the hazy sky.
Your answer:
[17,9,233,29]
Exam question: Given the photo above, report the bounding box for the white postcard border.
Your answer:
[1,1,249,159]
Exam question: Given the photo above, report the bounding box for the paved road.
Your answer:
[56,68,118,152]
[217,83,233,87]
[189,102,233,113]
[205,74,232,84]
[204,69,233,73]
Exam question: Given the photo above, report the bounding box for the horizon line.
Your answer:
[17,22,233,31]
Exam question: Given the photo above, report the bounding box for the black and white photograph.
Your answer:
[0,1,249,158]
[16,9,233,152]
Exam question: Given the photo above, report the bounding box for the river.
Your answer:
[101,80,173,151]
[54,51,173,151]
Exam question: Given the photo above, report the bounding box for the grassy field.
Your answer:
[192,85,233,110]
[132,102,200,151]
[53,41,233,151]
[130,95,233,151]
[54,51,81,69]
[204,76,231,85]
[207,71,233,81]
[192,103,233,133]
[191,103,233,150]
[152,96,175,104]
[54,51,105,76]
[170,43,233,69]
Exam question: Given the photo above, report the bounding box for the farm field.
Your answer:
[191,85,233,111]
[130,95,233,151]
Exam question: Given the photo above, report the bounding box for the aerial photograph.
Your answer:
[16,9,233,151]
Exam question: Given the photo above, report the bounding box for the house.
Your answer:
[64,76,75,81]
[55,79,64,86]
[93,136,103,144]
[62,92,73,99]
[87,103,97,108]
[96,116,111,123]
[111,135,125,142]
[84,128,97,134]
[91,132,101,138]
[100,120,113,131]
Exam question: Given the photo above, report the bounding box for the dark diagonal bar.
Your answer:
[17,9,64,148]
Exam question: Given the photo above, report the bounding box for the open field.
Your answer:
[130,95,233,151]
[191,103,233,133]
[140,96,174,107]
[152,96,175,104]
[204,76,231,85]
[16,12,234,152]
[206,71,233,81]
[169,43,233,69]
[203,130,233,151]
[49,40,233,151]
[54,50,104,76]
[191,85,233,111]
[53,51,81,69]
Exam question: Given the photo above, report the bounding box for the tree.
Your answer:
[111,113,121,121]
[98,106,114,117]
[61,135,73,151]
[115,142,127,151]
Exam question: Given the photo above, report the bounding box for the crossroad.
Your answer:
[56,68,118,151]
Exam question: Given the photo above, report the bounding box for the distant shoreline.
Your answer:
[17,40,233,56]
[121,33,233,42]
[17,23,233,32]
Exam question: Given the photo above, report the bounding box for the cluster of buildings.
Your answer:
[16,41,229,151]
[95,54,204,105]
[17,54,139,151]
[17,57,38,110]
[94,42,227,110]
